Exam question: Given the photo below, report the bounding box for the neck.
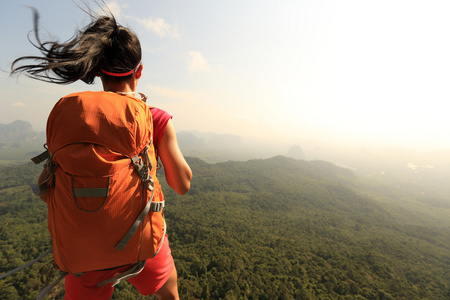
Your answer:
[101,74,139,93]
[102,82,135,93]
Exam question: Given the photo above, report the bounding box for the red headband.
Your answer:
[101,60,142,77]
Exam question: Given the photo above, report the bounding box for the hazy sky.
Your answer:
[1,0,450,151]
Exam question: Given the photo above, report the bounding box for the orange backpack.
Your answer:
[34,91,165,274]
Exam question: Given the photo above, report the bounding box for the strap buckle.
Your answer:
[131,144,154,191]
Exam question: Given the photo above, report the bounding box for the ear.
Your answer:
[135,64,143,79]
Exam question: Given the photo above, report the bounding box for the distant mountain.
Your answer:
[286,144,306,160]
[177,131,207,148]
[0,121,46,161]
[0,124,290,163]
[0,120,37,142]
[177,131,283,162]
[178,131,244,149]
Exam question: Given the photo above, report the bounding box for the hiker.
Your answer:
[11,7,192,300]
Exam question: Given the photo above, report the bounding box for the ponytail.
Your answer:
[11,8,141,85]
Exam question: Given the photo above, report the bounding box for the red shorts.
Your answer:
[64,236,174,300]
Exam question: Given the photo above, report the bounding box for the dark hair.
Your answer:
[10,7,141,85]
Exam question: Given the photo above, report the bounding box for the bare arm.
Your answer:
[157,119,192,195]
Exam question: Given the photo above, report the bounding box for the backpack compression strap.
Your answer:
[115,144,164,251]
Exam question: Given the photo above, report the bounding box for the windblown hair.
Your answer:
[11,7,141,85]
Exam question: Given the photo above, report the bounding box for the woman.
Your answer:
[11,8,192,300]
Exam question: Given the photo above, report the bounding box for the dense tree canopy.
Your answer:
[0,157,449,299]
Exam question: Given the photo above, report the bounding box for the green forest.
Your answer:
[0,156,449,299]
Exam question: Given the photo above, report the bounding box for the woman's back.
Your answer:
[11,5,191,299]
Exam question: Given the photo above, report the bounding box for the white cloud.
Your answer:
[102,3,178,37]
[11,102,27,107]
[131,17,178,37]
[188,51,210,72]
[105,1,128,19]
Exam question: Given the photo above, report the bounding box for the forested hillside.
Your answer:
[0,157,449,299]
